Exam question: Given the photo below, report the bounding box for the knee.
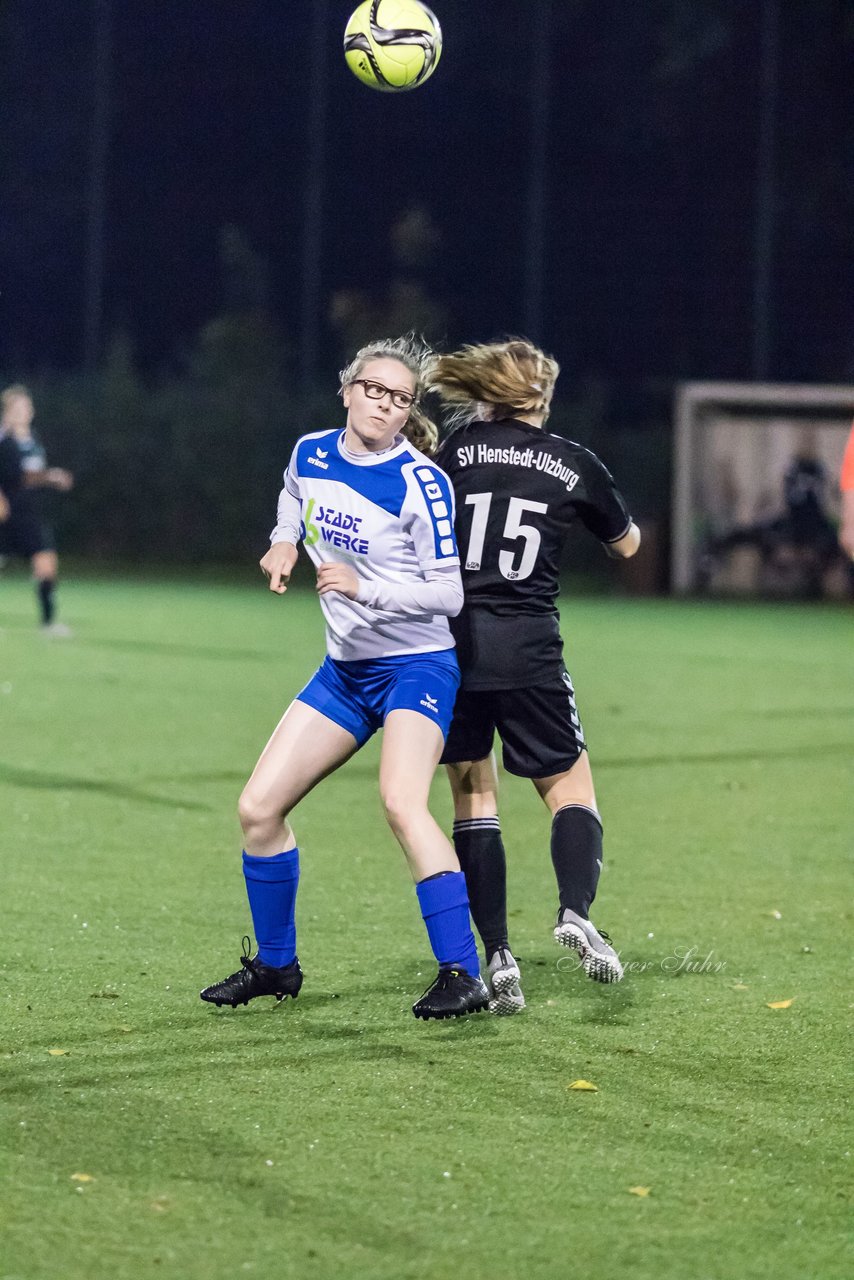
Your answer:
[380,784,421,837]
[32,551,57,579]
[238,787,281,841]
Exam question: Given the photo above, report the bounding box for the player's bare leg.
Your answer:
[447,753,500,819]
[201,702,359,1009]
[379,708,457,880]
[382,710,488,1020]
[239,700,360,857]
[531,749,597,814]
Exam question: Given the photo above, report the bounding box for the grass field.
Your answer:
[2,572,852,1280]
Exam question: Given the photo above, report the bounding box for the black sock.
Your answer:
[452,817,508,962]
[37,578,56,625]
[551,804,603,918]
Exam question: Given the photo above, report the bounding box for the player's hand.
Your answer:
[260,541,298,594]
[316,562,359,600]
[47,467,74,492]
[0,492,9,523]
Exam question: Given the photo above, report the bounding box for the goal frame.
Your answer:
[671,381,854,593]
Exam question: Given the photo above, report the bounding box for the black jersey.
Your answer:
[0,432,24,499]
[0,431,49,555]
[435,418,632,689]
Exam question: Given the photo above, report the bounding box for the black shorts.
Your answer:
[440,670,587,779]
[0,514,52,557]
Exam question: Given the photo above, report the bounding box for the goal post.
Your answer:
[672,381,854,594]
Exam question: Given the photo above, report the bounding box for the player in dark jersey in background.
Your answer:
[430,339,640,1013]
[0,385,74,635]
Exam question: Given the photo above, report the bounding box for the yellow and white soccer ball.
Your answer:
[344,0,442,93]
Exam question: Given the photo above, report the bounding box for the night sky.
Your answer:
[1,0,851,386]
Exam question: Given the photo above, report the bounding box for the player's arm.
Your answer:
[317,561,464,616]
[315,459,465,610]
[364,460,463,615]
[262,455,302,593]
[571,447,640,560]
[0,487,9,523]
[603,521,641,559]
[23,466,74,491]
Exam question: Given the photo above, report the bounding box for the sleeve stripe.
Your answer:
[411,465,458,560]
[604,518,633,544]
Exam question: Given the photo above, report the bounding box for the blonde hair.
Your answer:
[339,334,439,456]
[428,338,559,425]
[1,383,32,413]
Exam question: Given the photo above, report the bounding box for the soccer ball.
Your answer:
[343,0,442,93]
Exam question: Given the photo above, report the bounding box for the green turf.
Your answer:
[2,574,852,1280]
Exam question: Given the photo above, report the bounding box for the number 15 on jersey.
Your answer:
[463,492,549,581]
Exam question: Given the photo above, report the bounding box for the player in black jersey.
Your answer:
[0,386,74,635]
[430,339,640,1012]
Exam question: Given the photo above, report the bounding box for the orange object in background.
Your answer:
[840,424,854,491]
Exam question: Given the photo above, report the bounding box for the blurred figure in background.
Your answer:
[702,436,841,598]
[838,423,854,560]
[0,385,75,635]
[430,338,640,1014]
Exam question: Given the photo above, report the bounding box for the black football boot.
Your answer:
[200,937,303,1008]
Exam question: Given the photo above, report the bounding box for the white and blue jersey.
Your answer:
[272,429,462,663]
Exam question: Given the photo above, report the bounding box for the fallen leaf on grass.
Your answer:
[628,1186,651,1197]
[567,1079,598,1091]
[769,910,782,919]
[766,998,795,1009]
[731,984,749,991]
[117,1026,133,1033]
[70,1173,95,1183]
[48,1049,68,1056]
[89,991,120,999]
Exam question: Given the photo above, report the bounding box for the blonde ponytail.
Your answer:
[428,338,559,424]
[401,402,438,455]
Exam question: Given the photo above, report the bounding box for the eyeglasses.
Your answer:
[349,379,415,410]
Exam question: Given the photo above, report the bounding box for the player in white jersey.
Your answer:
[201,337,489,1021]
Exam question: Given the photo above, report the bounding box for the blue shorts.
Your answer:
[296,651,460,747]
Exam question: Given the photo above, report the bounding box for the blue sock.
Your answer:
[416,870,480,978]
[242,848,300,967]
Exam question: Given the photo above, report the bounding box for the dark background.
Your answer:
[1,0,851,565]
